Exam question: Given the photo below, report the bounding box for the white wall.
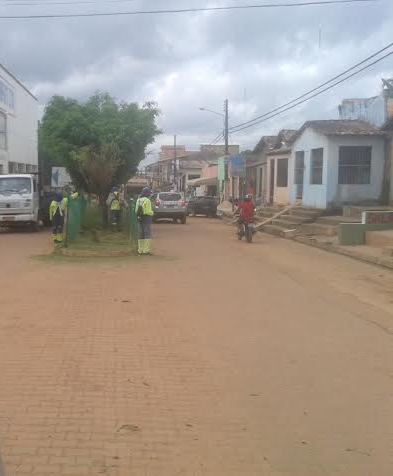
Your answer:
[290,128,330,209]
[0,65,38,174]
[327,136,385,207]
[290,128,385,209]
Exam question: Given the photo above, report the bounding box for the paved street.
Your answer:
[0,219,393,475]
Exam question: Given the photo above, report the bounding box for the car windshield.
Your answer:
[0,177,32,195]
[159,193,182,201]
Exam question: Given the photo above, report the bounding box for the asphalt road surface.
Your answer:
[0,219,392,475]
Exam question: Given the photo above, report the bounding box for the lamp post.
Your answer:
[199,99,229,155]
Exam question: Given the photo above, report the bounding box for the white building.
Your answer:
[289,120,386,209]
[0,63,38,175]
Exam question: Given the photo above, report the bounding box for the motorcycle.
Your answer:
[237,219,255,243]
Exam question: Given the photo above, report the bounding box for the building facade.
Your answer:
[0,64,38,175]
[338,78,393,128]
[289,121,386,209]
[265,130,296,205]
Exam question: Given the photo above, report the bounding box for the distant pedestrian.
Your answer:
[136,187,154,255]
[49,192,67,244]
[107,188,124,231]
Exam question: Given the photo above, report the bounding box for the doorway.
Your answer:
[269,159,275,204]
[295,151,305,200]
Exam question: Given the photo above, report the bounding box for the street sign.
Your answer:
[230,155,246,177]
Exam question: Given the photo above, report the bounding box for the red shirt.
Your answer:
[238,201,254,222]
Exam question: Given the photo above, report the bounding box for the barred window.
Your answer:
[310,148,323,185]
[339,146,371,185]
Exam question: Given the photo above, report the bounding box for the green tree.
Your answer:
[39,92,161,192]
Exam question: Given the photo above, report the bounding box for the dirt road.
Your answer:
[0,220,393,475]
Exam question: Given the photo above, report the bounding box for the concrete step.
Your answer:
[289,208,322,220]
[280,214,312,225]
[300,222,338,237]
[261,224,287,236]
[365,229,393,248]
[256,206,283,218]
[317,215,361,225]
[257,210,276,219]
[272,217,302,228]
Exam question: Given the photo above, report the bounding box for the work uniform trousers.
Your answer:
[138,216,153,254]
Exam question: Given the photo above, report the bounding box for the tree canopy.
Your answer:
[39,92,161,194]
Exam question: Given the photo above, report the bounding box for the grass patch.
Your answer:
[68,229,134,253]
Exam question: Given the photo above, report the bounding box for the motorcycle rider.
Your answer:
[236,194,255,239]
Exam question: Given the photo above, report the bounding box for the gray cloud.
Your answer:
[1,0,392,156]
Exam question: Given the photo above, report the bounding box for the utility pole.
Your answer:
[224,99,229,156]
[173,134,177,191]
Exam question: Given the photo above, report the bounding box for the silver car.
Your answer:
[152,192,187,224]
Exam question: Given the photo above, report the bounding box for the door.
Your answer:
[269,159,275,204]
[295,151,305,200]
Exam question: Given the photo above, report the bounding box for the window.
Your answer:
[188,174,201,180]
[0,80,15,109]
[8,161,17,173]
[294,151,305,185]
[310,148,323,185]
[339,146,371,185]
[0,164,3,175]
[0,111,6,150]
[17,163,26,173]
[159,192,182,202]
[0,176,32,194]
[276,158,288,187]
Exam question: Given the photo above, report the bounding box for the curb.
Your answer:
[291,235,393,271]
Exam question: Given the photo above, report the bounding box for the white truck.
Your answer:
[0,174,41,230]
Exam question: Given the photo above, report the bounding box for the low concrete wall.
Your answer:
[338,222,393,245]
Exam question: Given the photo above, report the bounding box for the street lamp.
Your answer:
[199,100,229,155]
[199,107,224,117]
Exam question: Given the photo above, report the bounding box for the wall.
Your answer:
[289,128,330,208]
[339,222,393,245]
[327,136,385,207]
[0,66,38,173]
[388,132,393,204]
[339,96,386,127]
[202,164,218,179]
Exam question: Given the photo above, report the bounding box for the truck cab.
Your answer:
[0,174,40,229]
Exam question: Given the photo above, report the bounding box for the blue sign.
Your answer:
[230,155,245,177]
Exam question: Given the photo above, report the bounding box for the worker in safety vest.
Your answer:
[49,192,67,244]
[109,189,123,231]
[135,187,154,255]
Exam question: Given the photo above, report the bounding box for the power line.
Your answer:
[0,0,378,20]
[210,132,224,145]
[231,48,393,134]
[0,0,141,6]
[229,41,393,132]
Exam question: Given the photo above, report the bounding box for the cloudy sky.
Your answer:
[1,0,392,162]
